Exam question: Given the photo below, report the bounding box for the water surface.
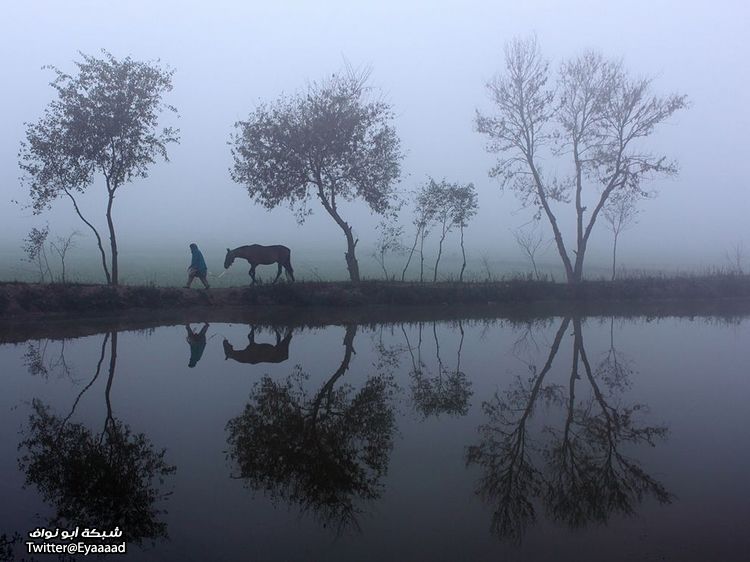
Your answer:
[1,313,749,561]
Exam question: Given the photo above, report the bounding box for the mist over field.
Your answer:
[1,0,748,284]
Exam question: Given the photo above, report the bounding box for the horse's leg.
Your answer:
[284,259,295,282]
[273,262,282,284]
[249,326,255,343]
[249,265,257,285]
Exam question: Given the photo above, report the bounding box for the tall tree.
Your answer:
[231,68,403,282]
[422,180,454,282]
[450,183,479,281]
[400,186,434,282]
[476,37,686,283]
[19,50,179,285]
[417,179,478,282]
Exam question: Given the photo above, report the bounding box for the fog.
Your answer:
[1,0,748,281]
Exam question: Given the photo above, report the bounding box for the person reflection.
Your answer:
[222,326,292,365]
[226,325,395,532]
[466,317,671,543]
[186,323,209,368]
[17,331,176,546]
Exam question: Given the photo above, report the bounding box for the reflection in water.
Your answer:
[24,339,73,380]
[403,321,473,418]
[186,323,209,368]
[466,317,671,543]
[595,317,635,392]
[225,325,396,532]
[17,332,176,547]
[4,314,731,559]
[222,327,293,365]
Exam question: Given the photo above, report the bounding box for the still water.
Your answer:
[1,314,749,561]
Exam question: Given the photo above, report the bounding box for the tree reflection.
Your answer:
[467,317,670,543]
[226,325,396,532]
[17,332,176,546]
[23,339,73,380]
[594,317,635,392]
[404,321,473,418]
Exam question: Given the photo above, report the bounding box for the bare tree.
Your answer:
[476,37,686,283]
[20,51,179,285]
[372,220,406,280]
[725,241,745,274]
[49,230,81,284]
[602,195,638,280]
[512,221,549,280]
[231,67,403,282]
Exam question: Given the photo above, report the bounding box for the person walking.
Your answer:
[185,243,210,289]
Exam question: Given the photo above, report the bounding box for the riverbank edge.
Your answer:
[3,276,750,316]
[1,276,750,342]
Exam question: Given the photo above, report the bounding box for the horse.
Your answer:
[222,327,293,364]
[224,244,294,284]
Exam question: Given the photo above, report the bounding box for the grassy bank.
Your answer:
[2,273,750,319]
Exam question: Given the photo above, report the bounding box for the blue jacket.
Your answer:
[190,247,208,274]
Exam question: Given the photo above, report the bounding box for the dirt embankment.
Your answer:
[1,278,749,343]
[0,276,749,317]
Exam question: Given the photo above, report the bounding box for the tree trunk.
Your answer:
[531,255,540,281]
[611,232,619,281]
[401,226,420,282]
[459,225,467,282]
[106,190,119,286]
[41,246,53,283]
[63,188,111,284]
[316,185,360,282]
[433,227,447,282]
[310,325,357,426]
[527,158,576,283]
[102,330,117,440]
[419,230,427,283]
[378,250,388,279]
[343,226,360,282]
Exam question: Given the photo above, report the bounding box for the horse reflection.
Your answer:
[222,327,292,364]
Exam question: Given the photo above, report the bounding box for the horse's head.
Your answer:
[224,248,235,269]
[222,339,232,359]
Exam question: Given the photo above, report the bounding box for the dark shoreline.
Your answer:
[3,275,750,315]
[1,277,750,343]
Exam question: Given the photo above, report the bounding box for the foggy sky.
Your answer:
[1,0,749,279]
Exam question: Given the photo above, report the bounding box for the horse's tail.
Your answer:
[284,247,295,281]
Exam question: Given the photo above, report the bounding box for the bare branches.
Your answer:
[603,195,639,280]
[512,222,550,280]
[725,241,746,274]
[372,220,406,280]
[477,37,687,282]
